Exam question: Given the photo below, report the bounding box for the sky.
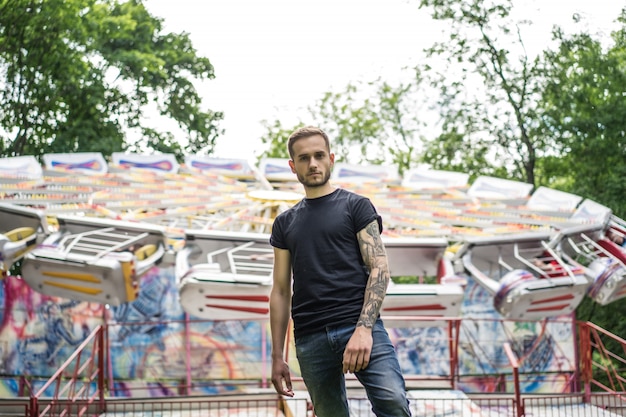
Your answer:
[145,0,625,161]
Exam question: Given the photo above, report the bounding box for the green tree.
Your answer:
[418,0,548,185]
[309,83,384,166]
[539,11,626,218]
[309,78,427,175]
[258,77,426,176]
[0,0,222,161]
[257,119,302,161]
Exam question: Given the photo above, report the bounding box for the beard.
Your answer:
[297,169,331,188]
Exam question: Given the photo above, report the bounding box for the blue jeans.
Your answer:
[295,319,411,417]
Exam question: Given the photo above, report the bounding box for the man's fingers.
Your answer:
[271,361,295,397]
[283,373,294,394]
[272,378,295,397]
[343,350,370,373]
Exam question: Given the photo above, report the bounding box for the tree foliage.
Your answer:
[0,0,222,160]
[257,119,302,161]
[309,79,425,175]
[539,10,626,218]
[417,0,548,185]
[258,78,426,176]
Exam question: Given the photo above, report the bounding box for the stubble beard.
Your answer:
[298,170,331,188]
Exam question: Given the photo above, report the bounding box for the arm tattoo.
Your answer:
[356,220,390,329]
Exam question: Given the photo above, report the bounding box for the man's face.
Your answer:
[289,134,334,188]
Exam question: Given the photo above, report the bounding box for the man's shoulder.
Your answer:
[335,187,362,198]
[274,199,304,220]
[336,188,370,203]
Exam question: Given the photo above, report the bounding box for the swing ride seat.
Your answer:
[380,238,465,327]
[177,232,465,324]
[556,223,626,306]
[588,238,626,305]
[176,229,275,320]
[0,203,49,273]
[21,216,167,305]
[456,232,589,320]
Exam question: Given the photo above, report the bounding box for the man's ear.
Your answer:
[329,152,335,168]
[288,159,296,173]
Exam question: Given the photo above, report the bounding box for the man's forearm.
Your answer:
[269,291,290,359]
[357,220,390,329]
[357,264,389,328]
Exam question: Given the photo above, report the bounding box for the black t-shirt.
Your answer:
[270,188,382,338]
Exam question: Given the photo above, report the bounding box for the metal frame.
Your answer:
[21,216,168,305]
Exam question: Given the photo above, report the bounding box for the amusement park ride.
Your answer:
[2,151,626,415]
[2,152,625,322]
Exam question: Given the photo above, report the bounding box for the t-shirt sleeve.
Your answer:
[352,196,383,234]
[269,215,287,249]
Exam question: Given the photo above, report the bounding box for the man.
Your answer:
[269,126,411,416]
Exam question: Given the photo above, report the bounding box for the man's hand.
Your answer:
[271,359,294,397]
[342,326,373,373]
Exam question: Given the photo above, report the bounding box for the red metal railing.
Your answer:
[102,315,583,397]
[22,317,626,417]
[578,320,626,402]
[29,325,105,417]
[503,342,524,416]
[103,393,311,416]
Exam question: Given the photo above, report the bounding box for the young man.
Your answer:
[269,126,411,416]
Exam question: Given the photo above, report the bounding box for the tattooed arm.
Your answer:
[342,219,390,373]
[357,219,390,328]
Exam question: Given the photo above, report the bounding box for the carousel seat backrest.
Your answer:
[596,238,626,266]
[20,216,167,305]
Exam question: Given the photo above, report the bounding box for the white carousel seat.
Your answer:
[585,238,626,306]
[176,230,275,320]
[384,237,449,277]
[381,280,464,328]
[180,232,452,278]
[178,266,273,320]
[177,229,274,277]
[1,227,38,273]
[22,236,165,306]
[0,203,49,272]
[554,224,626,306]
[177,234,466,325]
[492,268,589,320]
[20,216,167,305]
[457,233,589,320]
[381,247,466,328]
[586,257,626,306]
[178,265,465,325]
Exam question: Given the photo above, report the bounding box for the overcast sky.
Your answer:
[145,0,624,161]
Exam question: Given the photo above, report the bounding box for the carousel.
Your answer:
[2,152,624,319]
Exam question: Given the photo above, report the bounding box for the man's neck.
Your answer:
[304,183,336,199]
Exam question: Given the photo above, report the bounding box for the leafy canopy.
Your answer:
[0,0,222,160]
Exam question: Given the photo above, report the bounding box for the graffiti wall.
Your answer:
[392,276,577,394]
[0,267,577,397]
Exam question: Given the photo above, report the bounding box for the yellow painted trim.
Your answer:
[43,281,103,295]
[135,244,156,261]
[42,271,101,283]
[5,227,35,242]
[46,215,59,230]
[121,260,136,302]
